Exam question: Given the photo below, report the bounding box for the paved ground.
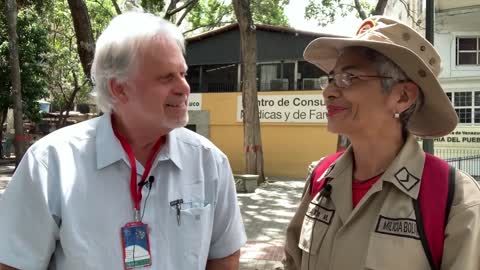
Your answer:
[238,180,304,270]
[0,161,305,270]
[0,161,14,195]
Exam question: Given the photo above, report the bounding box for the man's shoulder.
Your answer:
[29,117,100,154]
[171,128,225,157]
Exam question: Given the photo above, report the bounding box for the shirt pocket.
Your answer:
[169,201,213,269]
[298,202,332,255]
[365,233,430,270]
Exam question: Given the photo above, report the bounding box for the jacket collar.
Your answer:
[323,134,425,200]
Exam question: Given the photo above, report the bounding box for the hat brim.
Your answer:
[304,37,458,138]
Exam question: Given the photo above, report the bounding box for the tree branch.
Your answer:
[111,0,122,15]
[164,0,178,20]
[176,0,197,26]
[166,0,197,17]
[353,0,367,19]
[398,0,425,29]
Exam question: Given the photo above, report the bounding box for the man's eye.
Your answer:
[158,74,173,81]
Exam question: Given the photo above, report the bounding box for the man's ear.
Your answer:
[109,79,129,104]
[394,82,420,113]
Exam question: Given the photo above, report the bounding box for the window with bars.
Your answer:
[456,37,480,65]
[446,91,480,124]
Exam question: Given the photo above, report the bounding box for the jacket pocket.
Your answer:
[365,233,430,270]
[298,201,332,255]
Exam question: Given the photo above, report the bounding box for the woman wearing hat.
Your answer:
[284,16,480,270]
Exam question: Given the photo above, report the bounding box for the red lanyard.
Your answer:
[112,125,165,216]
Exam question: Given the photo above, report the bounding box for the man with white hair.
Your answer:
[0,12,246,270]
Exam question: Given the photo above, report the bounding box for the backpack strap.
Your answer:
[310,152,344,198]
[413,153,456,270]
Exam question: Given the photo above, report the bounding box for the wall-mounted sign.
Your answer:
[188,93,202,111]
[418,126,480,147]
[236,94,327,123]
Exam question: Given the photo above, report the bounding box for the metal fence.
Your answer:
[435,148,480,180]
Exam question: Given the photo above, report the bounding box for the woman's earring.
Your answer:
[394,112,400,119]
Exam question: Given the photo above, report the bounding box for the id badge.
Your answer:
[121,222,152,269]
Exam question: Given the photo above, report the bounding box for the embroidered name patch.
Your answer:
[375,215,420,239]
[306,202,335,225]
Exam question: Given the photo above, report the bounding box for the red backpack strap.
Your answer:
[310,152,344,199]
[414,153,456,270]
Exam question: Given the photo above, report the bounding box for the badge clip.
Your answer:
[170,199,184,226]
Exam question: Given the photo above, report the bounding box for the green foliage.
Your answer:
[0,7,50,122]
[44,0,116,113]
[305,0,373,27]
[187,0,233,31]
[43,0,85,112]
[251,0,289,26]
[86,0,116,38]
[186,0,290,35]
[140,0,165,14]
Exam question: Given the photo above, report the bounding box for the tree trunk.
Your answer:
[111,0,122,15]
[0,109,7,158]
[353,0,367,19]
[67,0,95,81]
[57,71,83,128]
[232,0,265,184]
[6,0,26,165]
[372,0,388,15]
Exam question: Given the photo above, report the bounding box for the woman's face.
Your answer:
[322,48,403,138]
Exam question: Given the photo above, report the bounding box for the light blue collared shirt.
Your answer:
[0,113,246,270]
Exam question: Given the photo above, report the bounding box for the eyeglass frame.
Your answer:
[319,72,396,90]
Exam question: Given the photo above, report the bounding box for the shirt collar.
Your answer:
[96,113,124,169]
[96,113,183,171]
[323,134,425,200]
[156,128,183,170]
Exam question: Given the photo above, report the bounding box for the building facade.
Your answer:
[185,24,341,178]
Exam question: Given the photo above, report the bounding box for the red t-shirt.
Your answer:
[352,174,382,208]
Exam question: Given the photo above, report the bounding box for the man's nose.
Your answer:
[174,76,190,95]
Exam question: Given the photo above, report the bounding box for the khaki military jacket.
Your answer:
[285,135,480,270]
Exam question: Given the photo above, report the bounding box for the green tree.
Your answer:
[44,0,114,127]
[186,0,290,35]
[117,0,199,25]
[0,6,50,158]
[305,0,388,27]
[251,0,289,25]
[0,7,50,120]
[140,0,166,14]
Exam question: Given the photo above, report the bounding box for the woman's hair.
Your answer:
[91,12,185,113]
[346,46,424,138]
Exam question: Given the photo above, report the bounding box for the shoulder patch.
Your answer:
[375,215,420,239]
[394,167,420,191]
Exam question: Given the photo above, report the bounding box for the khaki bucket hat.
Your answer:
[304,16,458,138]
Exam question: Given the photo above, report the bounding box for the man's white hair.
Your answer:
[91,12,185,113]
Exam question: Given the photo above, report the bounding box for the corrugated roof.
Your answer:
[186,23,343,43]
